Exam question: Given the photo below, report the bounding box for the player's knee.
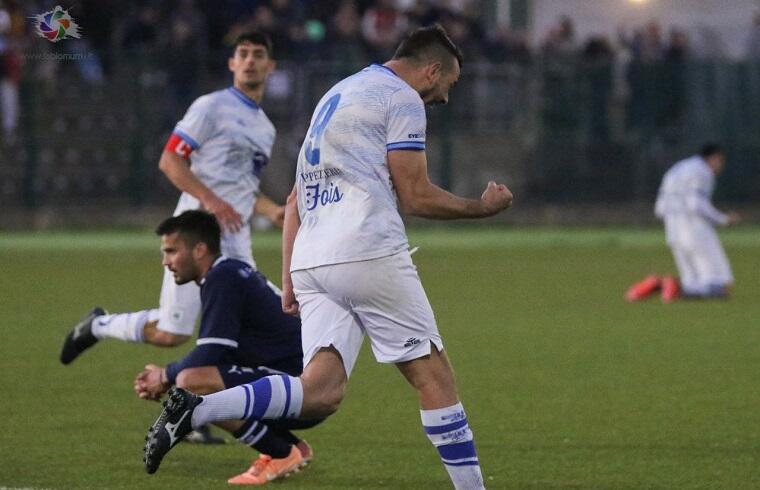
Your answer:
[147,330,190,347]
[302,378,346,417]
[175,369,205,392]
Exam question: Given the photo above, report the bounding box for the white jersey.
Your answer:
[290,64,427,271]
[654,155,727,225]
[172,86,276,223]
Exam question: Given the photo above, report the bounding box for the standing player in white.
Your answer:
[627,143,739,302]
[60,32,283,362]
[144,25,513,489]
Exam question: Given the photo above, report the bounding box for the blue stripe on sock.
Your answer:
[243,384,252,419]
[444,460,480,467]
[424,418,468,435]
[438,440,477,460]
[233,415,257,438]
[252,378,272,419]
[282,375,291,417]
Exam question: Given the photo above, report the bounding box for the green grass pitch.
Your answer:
[1,227,760,489]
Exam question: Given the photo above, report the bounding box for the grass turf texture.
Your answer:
[1,227,759,489]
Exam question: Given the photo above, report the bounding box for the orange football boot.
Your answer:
[228,446,303,485]
[625,275,661,302]
[660,276,680,303]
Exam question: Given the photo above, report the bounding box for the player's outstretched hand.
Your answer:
[726,211,741,226]
[480,181,513,216]
[282,284,300,317]
[203,194,243,233]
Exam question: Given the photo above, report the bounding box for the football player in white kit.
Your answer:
[60,32,283,364]
[143,25,513,489]
[627,143,739,302]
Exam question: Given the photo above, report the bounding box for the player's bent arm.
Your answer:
[281,186,301,315]
[684,191,728,226]
[159,150,242,230]
[388,150,512,219]
[159,150,219,206]
[254,192,285,227]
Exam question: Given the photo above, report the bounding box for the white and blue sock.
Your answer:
[421,402,485,490]
[91,309,157,343]
[191,374,303,428]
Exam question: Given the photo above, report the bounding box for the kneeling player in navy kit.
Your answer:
[135,210,321,485]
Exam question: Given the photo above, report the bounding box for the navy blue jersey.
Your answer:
[166,257,302,383]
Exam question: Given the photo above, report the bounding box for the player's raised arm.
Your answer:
[388,149,512,219]
[158,149,243,232]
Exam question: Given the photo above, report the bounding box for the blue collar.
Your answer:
[228,86,259,110]
[371,63,400,79]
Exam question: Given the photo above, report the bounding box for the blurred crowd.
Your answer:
[1,0,760,145]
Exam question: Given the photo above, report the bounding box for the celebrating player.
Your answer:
[626,143,740,302]
[60,31,283,360]
[144,25,512,489]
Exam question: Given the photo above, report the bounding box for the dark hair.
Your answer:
[699,143,723,158]
[155,210,221,255]
[232,30,273,58]
[392,24,463,69]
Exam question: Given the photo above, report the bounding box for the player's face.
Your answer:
[160,233,200,285]
[420,60,460,106]
[229,41,274,90]
[711,154,726,174]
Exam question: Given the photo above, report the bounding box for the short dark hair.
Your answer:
[155,210,221,255]
[699,143,723,158]
[232,30,273,58]
[392,24,463,69]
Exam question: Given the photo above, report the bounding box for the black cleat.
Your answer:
[59,307,105,365]
[144,387,202,474]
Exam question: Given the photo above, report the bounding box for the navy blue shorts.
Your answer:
[218,365,294,388]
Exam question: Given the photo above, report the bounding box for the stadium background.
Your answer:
[2,1,760,489]
[1,0,759,227]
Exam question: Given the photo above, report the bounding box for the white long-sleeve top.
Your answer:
[654,155,728,226]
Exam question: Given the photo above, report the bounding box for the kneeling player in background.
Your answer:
[626,144,739,303]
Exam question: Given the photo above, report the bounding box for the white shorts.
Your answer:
[292,251,443,377]
[670,233,733,293]
[157,222,256,335]
[665,217,733,293]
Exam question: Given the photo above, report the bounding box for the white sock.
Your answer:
[91,309,155,343]
[191,375,303,428]
[421,402,485,490]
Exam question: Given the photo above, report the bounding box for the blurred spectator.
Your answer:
[582,35,614,141]
[622,21,665,62]
[746,12,760,61]
[118,4,164,52]
[665,28,689,62]
[325,0,370,71]
[406,0,445,27]
[361,0,408,60]
[482,25,531,65]
[542,15,577,58]
[166,0,207,109]
[0,0,21,145]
